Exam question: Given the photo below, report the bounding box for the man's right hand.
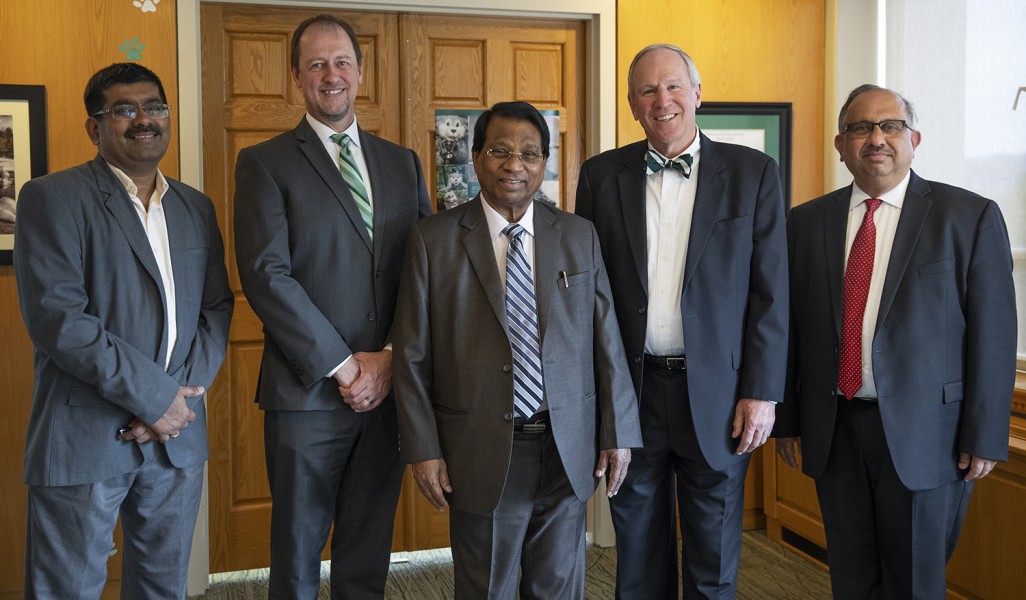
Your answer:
[413,458,453,511]
[776,436,801,469]
[149,386,203,442]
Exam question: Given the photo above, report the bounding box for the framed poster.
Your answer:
[0,84,48,264]
[696,102,792,205]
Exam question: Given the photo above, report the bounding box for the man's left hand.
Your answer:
[959,453,997,481]
[339,349,392,413]
[596,449,631,497]
[732,398,776,454]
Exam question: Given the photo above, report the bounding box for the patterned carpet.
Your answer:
[191,530,831,599]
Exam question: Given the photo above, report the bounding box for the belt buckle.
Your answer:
[519,421,547,434]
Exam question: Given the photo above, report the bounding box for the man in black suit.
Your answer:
[575,44,789,599]
[774,84,1017,599]
[233,14,431,599]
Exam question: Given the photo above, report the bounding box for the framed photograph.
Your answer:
[0,84,48,264]
[696,102,792,205]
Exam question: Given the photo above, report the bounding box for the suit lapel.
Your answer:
[616,142,649,294]
[824,187,852,337]
[460,198,508,331]
[532,205,560,342]
[92,157,170,364]
[359,128,387,261]
[294,118,373,253]
[683,134,727,294]
[876,172,932,332]
[163,183,189,370]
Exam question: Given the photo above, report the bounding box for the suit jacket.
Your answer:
[234,117,431,410]
[14,156,234,487]
[575,135,789,471]
[392,198,643,516]
[775,171,1017,490]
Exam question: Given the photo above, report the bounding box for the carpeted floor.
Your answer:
[191,530,831,599]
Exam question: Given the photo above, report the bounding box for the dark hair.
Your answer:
[291,14,362,72]
[472,102,550,156]
[84,63,167,117]
[838,84,917,133]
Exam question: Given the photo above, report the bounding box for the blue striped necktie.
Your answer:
[503,223,543,419]
[329,132,374,240]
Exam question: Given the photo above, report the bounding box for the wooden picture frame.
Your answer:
[0,84,48,264]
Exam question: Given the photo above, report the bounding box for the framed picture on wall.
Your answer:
[0,84,48,264]
[696,102,792,205]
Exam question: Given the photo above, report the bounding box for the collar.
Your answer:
[481,196,536,241]
[104,161,169,206]
[307,113,361,150]
[849,170,911,211]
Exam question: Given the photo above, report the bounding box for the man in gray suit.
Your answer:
[14,62,233,599]
[575,45,789,599]
[233,14,431,600]
[774,84,1017,599]
[393,101,642,599]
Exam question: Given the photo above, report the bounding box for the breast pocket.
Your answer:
[712,214,753,234]
[918,258,955,277]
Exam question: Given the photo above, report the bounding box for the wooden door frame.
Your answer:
[176,0,615,589]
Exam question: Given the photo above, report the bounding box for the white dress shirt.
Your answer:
[106,162,176,370]
[842,172,911,398]
[644,131,702,356]
[481,198,547,412]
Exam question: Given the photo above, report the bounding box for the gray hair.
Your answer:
[837,84,917,133]
[627,44,702,97]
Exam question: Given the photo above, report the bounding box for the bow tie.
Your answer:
[646,150,693,178]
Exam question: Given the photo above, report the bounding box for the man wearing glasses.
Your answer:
[393,101,641,598]
[14,62,233,598]
[774,84,1016,599]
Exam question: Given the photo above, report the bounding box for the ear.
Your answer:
[833,134,844,161]
[694,83,702,108]
[628,93,640,121]
[910,129,921,151]
[85,118,100,146]
[291,67,301,87]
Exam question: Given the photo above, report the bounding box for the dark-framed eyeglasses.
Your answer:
[485,148,545,166]
[92,103,172,121]
[842,120,912,137]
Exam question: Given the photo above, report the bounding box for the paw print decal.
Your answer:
[119,38,145,61]
[133,0,160,13]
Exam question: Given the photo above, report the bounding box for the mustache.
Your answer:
[860,143,892,157]
[125,124,162,137]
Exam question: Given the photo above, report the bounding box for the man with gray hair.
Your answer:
[774,84,1016,599]
[576,44,789,599]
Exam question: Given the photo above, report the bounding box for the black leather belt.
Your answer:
[514,411,549,433]
[839,394,877,403]
[644,354,687,371]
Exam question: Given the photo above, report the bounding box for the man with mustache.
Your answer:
[15,62,233,598]
[774,84,1017,599]
[233,13,431,599]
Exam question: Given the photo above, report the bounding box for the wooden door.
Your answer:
[200,3,401,573]
[401,13,585,213]
[201,2,586,569]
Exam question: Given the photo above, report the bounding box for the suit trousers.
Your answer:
[448,428,587,600]
[25,440,203,600]
[264,405,404,600]
[816,397,974,600]
[610,366,749,600]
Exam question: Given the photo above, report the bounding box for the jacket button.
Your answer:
[638,306,646,314]
[634,356,642,364]
[502,364,511,373]
[367,312,376,322]
[503,412,514,422]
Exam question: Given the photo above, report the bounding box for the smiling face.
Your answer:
[292,22,363,132]
[628,48,702,158]
[85,82,170,178]
[835,88,921,197]
[472,116,545,223]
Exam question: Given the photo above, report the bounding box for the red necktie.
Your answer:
[838,198,882,399]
